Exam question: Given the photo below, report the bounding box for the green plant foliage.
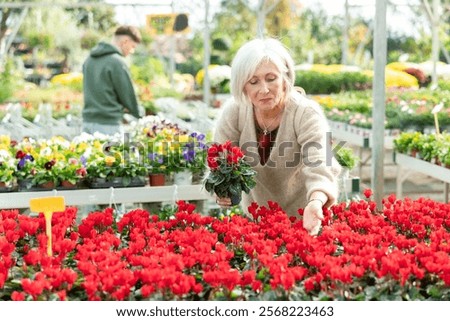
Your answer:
[334,146,359,170]
[80,30,101,50]
[130,57,166,84]
[438,79,450,91]
[295,71,371,94]
[0,59,15,103]
[203,141,257,199]
[25,31,54,50]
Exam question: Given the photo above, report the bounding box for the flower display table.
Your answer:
[395,153,450,202]
[329,120,399,178]
[0,184,213,209]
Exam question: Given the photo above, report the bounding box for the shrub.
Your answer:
[295,70,371,94]
[0,59,19,103]
[437,79,450,90]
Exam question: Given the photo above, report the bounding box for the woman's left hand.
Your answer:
[303,199,324,236]
[216,196,232,208]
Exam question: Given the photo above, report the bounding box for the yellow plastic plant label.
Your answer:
[29,196,65,256]
[30,196,65,213]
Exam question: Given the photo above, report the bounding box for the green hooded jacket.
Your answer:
[82,42,142,125]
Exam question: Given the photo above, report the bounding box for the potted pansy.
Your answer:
[145,129,175,186]
[147,151,168,186]
[115,159,147,187]
[170,132,208,185]
[86,149,147,188]
[203,140,256,205]
[54,157,87,188]
[85,150,120,187]
[31,156,60,190]
[186,132,208,184]
[15,150,37,190]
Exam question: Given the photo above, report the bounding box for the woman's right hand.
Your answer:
[303,200,324,236]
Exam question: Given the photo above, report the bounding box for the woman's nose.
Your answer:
[259,83,269,93]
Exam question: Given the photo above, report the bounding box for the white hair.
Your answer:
[230,38,296,106]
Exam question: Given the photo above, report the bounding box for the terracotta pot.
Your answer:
[435,156,441,166]
[39,181,55,189]
[61,180,77,188]
[149,173,165,186]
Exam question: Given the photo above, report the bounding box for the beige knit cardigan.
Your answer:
[213,92,341,217]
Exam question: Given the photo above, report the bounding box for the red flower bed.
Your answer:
[1,192,449,300]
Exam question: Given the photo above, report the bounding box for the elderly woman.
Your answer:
[214,38,341,235]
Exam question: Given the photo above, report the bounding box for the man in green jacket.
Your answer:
[82,25,143,136]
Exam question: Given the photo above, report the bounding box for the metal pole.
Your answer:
[169,0,176,89]
[431,0,441,86]
[202,0,211,106]
[372,0,387,211]
[342,0,349,65]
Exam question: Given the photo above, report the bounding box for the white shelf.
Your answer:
[330,125,395,149]
[396,153,450,183]
[395,153,450,202]
[0,185,213,209]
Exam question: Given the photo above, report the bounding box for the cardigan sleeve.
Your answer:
[213,98,242,145]
[295,99,341,208]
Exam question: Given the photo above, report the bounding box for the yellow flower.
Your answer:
[93,141,103,150]
[178,134,189,143]
[0,135,10,146]
[50,72,83,87]
[105,156,116,167]
[363,68,418,88]
[195,64,219,86]
[76,142,88,153]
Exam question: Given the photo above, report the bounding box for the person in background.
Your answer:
[82,25,144,136]
[214,38,341,235]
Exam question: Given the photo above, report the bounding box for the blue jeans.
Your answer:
[82,122,123,136]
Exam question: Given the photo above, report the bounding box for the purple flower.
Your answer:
[148,153,163,164]
[182,149,195,162]
[17,154,34,169]
[80,155,87,167]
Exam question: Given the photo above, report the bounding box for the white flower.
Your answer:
[431,103,443,114]
[208,65,231,87]
[0,149,12,163]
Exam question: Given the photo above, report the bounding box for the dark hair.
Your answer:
[114,25,142,44]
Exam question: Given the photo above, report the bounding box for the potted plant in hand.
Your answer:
[203,140,256,205]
